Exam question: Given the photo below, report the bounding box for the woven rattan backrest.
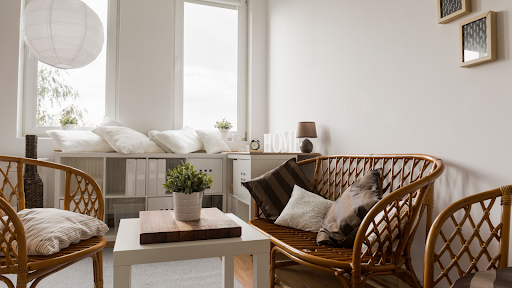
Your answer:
[0,156,104,220]
[297,154,443,266]
[424,185,511,288]
[0,157,26,211]
[307,155,437,201]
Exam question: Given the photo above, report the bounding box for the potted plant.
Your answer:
[60,115,78,130]
[163,162,213,221]
[214,118,233,141]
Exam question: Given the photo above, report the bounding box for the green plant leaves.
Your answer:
[163,161,214,194]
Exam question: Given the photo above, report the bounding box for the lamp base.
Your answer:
[300,138,313,153]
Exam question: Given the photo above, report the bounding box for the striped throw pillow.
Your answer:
[452,267,512,288]
[316,169,382,247]
[2,208,108,256]
[242,158,314,220]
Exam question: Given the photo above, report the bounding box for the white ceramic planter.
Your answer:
[173,191,204,221]
[62,124,77,130]
[218,129,229,142]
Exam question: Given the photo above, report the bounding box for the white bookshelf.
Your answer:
[54,152,228,241]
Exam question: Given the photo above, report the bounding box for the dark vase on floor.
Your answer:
[24,135,44,208]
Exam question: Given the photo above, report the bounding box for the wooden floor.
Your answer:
[232,254,411,288]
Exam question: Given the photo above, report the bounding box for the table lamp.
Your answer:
[296,122,317,153]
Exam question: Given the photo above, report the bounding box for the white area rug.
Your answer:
[5,248,243,288]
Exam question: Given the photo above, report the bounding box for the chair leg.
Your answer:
[270,245,277,288]
[92,251,104,288]
[16,273,28,288]
[351,264,362,288]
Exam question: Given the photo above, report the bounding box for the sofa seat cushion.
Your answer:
[451,267,512,288]
[1,208,108,256]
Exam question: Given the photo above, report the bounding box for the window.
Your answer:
[21,0,118,135]
[174,0,247,138]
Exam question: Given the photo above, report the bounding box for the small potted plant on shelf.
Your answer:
[163,162,213,221]
[60,115,78,130]
[214,118,233,141]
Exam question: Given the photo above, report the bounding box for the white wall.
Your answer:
[267,0,512,283]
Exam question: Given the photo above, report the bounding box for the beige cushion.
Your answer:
[3,208,108,256]
[275,185,333,232]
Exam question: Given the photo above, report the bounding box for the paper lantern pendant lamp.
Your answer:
[21,0,104,69]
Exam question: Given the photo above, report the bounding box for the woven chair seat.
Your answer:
[0,237,105,274]
[250,218,372,270]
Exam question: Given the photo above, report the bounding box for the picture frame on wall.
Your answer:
[437,0,471,24]
[459,11,497,68]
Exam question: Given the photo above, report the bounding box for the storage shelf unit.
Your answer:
[54,152,228,241]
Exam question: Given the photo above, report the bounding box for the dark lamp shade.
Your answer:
[296,122,317,138]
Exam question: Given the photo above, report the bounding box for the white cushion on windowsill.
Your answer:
[46,130,115,153]
[94,126,164,154]
[195,130,231,154]
[154,127,204,154]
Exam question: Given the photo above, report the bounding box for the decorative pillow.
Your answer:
[316,169,382,248]
[196,130,231,154]
[148,130,173,153]
[3,208,109,256]
[275,185,333,232]
[46,130,115,153]
[451,267,512,288]
[94,126,164,154]
[91,116,124,136]
[154,127,204,154]
[242,158,314,221]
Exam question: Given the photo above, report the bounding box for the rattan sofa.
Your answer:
[249,154,445,288]
[424,185,511,288]
[0,156,106,288]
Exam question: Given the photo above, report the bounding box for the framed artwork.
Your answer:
[438,0,471,24]
[459,11,497,68]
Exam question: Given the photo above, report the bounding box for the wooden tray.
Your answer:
[139,208,242,244]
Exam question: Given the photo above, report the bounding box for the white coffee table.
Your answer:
[113,213,270,288]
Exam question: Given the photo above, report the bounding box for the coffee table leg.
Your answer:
[114,265,132,288]
[222,256,234,288]
[253,252,270,288]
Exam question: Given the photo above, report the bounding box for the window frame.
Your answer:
[173,0,248,139]
[20,0,119,136]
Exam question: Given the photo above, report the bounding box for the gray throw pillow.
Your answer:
[242,158,314,221]
[316,168,382,247]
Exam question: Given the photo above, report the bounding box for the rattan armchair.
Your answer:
[0,156,106,288]
[424,185,511,288]
[249,154,444,288]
